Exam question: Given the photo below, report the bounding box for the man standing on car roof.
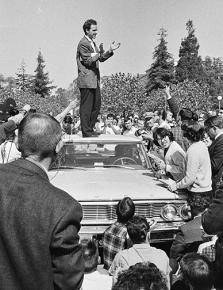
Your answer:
[76,19,120,137]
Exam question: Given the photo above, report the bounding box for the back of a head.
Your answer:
[116,197,135,223]
[18,113,62,160]
[127,215,150,244]
[81,239,99,273]
[112,262,168,290]
[181,120,205,142]
[180,253,214,290]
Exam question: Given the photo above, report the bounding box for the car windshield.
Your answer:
[50,141,149,170]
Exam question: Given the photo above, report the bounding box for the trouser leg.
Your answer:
[90,85,101,131]
[79,88,95,137]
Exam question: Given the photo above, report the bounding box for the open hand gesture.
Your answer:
[99,43,104,53]
[110,41,121,51]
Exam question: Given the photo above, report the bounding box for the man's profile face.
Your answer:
[86,24,97,40]
[206,126,216,140]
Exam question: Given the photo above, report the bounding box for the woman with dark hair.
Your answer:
[167,121,212,215]
[153,127,186,181]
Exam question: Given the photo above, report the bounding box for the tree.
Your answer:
[101,73,147,115]
[175,20,204,83]
[203,56,223,100]
[16,60,32,94]
[146,28,175,93]
[33,51,55,97]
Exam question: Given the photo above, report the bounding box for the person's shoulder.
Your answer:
[149,245,169,258]
[49,183,81,207]
[78,36,90,47]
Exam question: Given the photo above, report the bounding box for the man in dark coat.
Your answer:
[170,197,210,273]
[0,113,84,290]
[202,184,223,289]
[204,115,223,192]
[76,19,120,137]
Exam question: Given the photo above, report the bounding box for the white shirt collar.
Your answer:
[215,131,223,140]
[85,35,93,43]
[84,35,96,52]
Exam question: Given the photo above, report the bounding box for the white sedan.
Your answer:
[49,134,190,243]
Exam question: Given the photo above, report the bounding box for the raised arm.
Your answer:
[165,86,179,121]
[55,100,78,124]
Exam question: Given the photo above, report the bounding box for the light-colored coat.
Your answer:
[165,141,186,181]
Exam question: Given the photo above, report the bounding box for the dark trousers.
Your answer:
[79,86,101,137]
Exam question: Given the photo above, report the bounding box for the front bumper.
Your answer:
[79,221,184,243]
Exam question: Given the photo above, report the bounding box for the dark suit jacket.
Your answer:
[0,158,84,290]
[202,183,223,234]
[208,133,223,189]
[170,216,204,272]
[76,36,113,88]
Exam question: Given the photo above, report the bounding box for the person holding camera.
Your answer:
[102,113,121,135]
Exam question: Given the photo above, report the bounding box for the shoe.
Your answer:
[83,132,100,137]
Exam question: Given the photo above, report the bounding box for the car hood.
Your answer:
[49,168,186,201]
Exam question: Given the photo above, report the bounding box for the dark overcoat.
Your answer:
[0,158,84,290]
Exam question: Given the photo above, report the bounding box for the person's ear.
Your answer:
[55,139,64,154]
[146,231,150,243]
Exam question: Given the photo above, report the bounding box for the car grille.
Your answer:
[81,202,186,221]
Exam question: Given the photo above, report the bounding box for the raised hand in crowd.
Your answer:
[164,85,171,99]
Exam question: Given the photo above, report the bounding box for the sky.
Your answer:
[1,0,223,89]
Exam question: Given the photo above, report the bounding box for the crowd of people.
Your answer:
[0,85,223,289]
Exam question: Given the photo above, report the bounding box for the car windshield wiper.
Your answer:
[103,165,136,170]
[51,166,87,171]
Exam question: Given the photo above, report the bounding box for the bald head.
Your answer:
[18,113,62,160]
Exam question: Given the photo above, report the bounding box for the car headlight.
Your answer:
[161,204,178,221]
[179,204,191,220]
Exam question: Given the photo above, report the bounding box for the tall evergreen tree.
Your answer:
[175,20,204,83]
[33,51,54,97]
[16,60,32,94]
[146,28,175,93]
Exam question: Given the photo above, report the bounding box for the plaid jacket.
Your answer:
[102,222,128,270]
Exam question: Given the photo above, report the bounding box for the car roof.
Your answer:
[63,134,142,144]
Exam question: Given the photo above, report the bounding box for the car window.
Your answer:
[50,142,149,169]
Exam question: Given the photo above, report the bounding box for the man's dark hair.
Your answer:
[153,127,174,143]
[107,113,115,119]
[204,115,223,129]
[180,253,214,290]
[18,113,62,161]
[112,262,168,290]
[127,215,150,244]
[64,115,73,124]
[179,108,198,122]
[83,19,97,34]
[116,197,135,223]
[182,121,205,142]
[81,239,99,274]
